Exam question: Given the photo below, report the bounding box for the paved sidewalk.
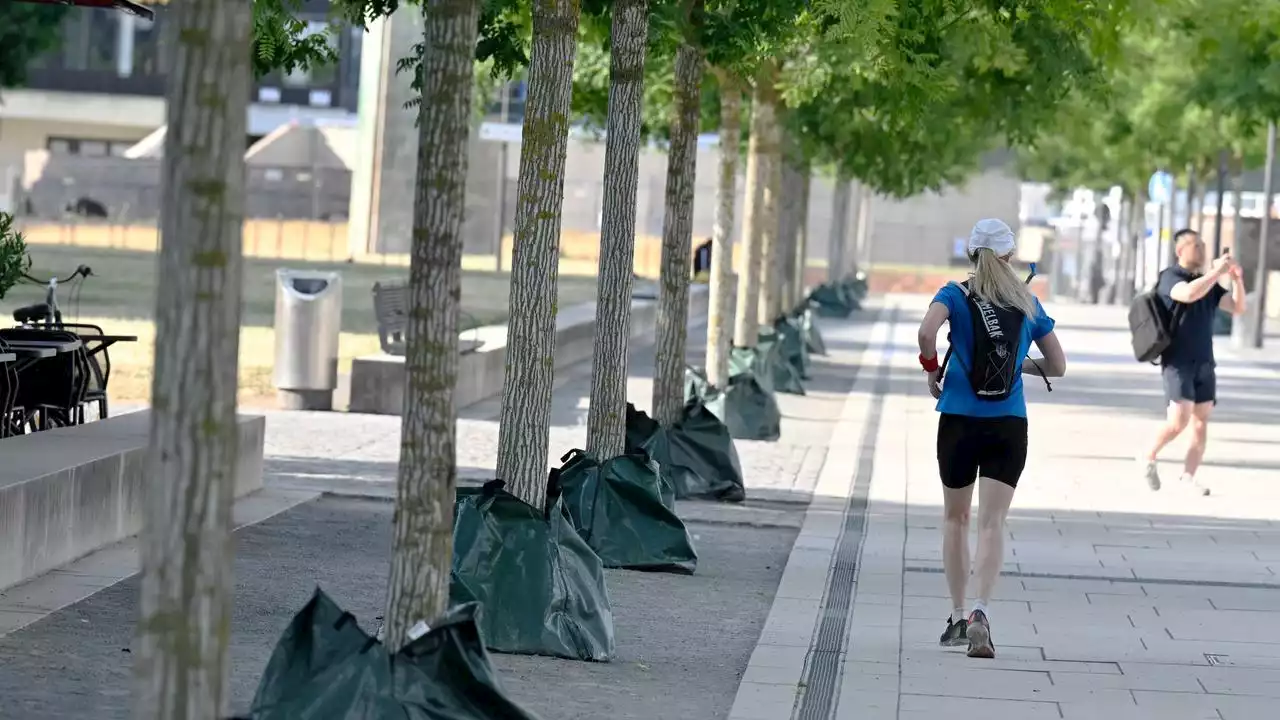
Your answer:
[732,297,1280,720]
[0,308,883,718]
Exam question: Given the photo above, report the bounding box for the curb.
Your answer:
[726,305,897,720]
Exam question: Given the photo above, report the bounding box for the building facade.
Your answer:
[0,0,364,212]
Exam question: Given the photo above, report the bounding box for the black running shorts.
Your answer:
[1161,362,1216,405]
[936,413,1028,489]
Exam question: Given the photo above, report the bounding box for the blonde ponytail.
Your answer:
[970,248,1038,319]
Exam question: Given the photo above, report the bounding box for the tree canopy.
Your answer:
[1018,0,1272,199]
[0,3,67,89]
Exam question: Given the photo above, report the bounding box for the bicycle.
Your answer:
[12,264,93,328]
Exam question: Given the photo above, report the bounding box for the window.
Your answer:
[283,21,338,88]
[132,16,162,77]
[46,137,138,156]
[80,140,109,157]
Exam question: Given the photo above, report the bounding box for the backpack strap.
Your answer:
[935,281,969,384]
[935,279,1053,394]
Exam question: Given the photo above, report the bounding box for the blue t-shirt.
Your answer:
[1156,266,1226,368]
[932,283,1056,418]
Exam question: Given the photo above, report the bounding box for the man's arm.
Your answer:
[1169,272,1227,303]
[1221,266,1247,316]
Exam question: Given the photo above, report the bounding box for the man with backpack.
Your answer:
[1140,229,1246,495]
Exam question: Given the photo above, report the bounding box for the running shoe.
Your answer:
[966,609,995,659]
[1180,473,1210,497]
[1141,460,1161,491]
[938,616,968,647]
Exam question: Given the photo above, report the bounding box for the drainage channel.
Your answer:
[794,308,896,720]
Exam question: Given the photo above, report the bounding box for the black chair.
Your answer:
[0,338,19,438]
[0,328,89,431]
[59,323,111,422]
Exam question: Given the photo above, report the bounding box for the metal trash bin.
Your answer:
[273,269,343,410]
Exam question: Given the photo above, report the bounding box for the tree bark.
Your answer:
[382,0,481,654]
[828,175,850,283]
[135,1,251,717]
[731,63,777,348]
[1108,195,1127,304]
[705,70,740,388]
[792,166,811,307]
[755,121,783,327]
[496,0,581,504]
[652,6,703,427]
[585,0,648,460]
[1229,152,1244,252]
[1129,189,1147,293]
[775,159,799,314]
[853,186,872,272]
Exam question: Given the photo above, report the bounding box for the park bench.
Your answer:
[372,282,484,357]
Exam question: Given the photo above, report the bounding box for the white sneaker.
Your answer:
[1179,473,1210,496]
[1141,460,1161,491]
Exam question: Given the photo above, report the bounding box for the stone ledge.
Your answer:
[0,410,265,592]
[349,285,710,416]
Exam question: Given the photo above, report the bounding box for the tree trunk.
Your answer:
[1229,152,1244,252]
[652,6,704,427]
[382,0,481,654]
[1129,189,1147,292]
[731,63,777,348]
[828,175,850,283]
[496,0,581,504]
[1108,195,1127,304]
[585,0,648,460]
[755,123,783,327]
[135,2,251,718]
[792,166,811,307]
[705,70,740,388]
[852,186,872,273]
[775,159,799,314]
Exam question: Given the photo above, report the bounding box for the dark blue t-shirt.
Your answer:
[1157,266,1226,368]
[931,283,1056,419]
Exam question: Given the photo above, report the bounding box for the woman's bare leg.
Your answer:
[942,484,975,613]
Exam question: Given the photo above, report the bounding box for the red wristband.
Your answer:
[919,353,939,373]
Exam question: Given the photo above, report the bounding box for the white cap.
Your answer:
[968,218,1016,256]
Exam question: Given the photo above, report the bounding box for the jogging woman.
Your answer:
[915,218,1067,659]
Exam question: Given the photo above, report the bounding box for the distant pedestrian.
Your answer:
[916,218,1068,659]
[692,237,712,279]
[1140,229,1246,496]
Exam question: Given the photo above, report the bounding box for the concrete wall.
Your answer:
[0,117,156,214]
[19,151,352,221]
[350,287,710,416]
[0,411,265,591]
[867,168,1022,268]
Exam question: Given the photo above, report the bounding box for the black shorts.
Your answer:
[937,413,1028,489]
[1161,362,1216,405]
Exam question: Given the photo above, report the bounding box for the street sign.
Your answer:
[479,122,523,144]
[1148,171,1174,205]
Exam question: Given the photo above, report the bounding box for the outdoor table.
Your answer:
[5,346,57,373]
[81,334,138,361]
[6,339,82,353]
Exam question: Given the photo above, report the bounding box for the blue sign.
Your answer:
[1148,171,1174,205]
[953,237,967,258]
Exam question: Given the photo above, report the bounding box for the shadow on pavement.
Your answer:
[0,495,800,720]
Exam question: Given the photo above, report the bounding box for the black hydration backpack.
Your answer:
[938,280,1050,401]
[1128,270,1184,363]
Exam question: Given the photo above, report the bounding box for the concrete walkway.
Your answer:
[732,296,1280,720]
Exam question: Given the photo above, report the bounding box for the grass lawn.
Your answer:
[2,244,600,404]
